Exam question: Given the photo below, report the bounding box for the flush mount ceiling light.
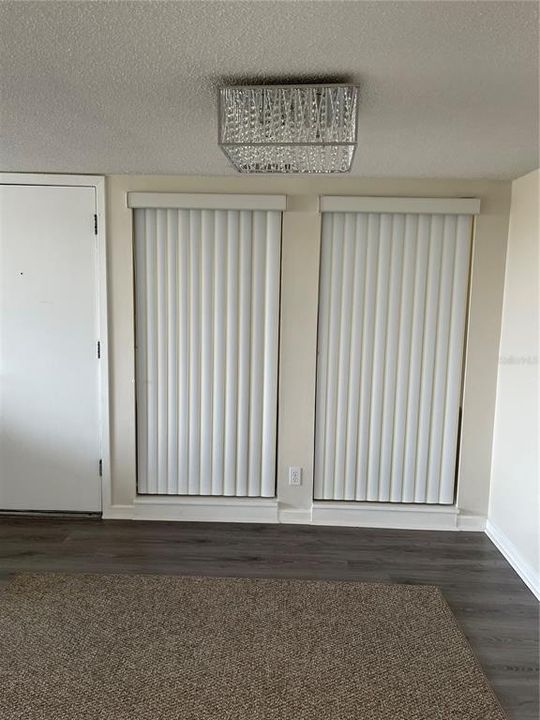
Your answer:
[218,84,358,174]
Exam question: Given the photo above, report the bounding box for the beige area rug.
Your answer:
[1,574,507,720]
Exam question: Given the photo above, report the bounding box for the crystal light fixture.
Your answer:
[218,84,358,174]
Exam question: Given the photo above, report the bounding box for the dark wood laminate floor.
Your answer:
[0,517,537,719]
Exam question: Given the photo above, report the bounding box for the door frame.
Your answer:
[0,173,110,513]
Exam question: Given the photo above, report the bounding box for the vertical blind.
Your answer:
[314,211,473,504]
[134,207,281,497]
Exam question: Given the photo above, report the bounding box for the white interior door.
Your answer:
[315,210,473,504]
[0,184,102,511]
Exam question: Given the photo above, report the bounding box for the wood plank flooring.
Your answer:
[0,516,537,719]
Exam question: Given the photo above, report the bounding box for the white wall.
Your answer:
[488,169,539,598]
[105,176,511,528]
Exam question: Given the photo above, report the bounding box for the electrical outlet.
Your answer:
[288,466,302,486]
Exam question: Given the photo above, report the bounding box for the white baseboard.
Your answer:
[278,507,313,524]
[311,502,461,530]
[485,520,540,600]
[123,496,279,523]
[102,504,135,520]
[457,513,486,531]
[103,498,485,532]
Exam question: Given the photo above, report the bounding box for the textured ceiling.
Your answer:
[0,1,538,179]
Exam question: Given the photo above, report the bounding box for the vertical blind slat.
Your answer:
[145,210,159,493]
[439,215,472,503]
[355,213,379,501]
[187,210,201,494]
[199,210,213,495]
[414,214,444,502]
[134,209,148,493]
[344,214,366,500]
[379,214,405,501]
[166,210,178,494]
[323,214,344,499]
[314,214,333,500]
[177,210,189,493]
[367,213,392,501]
[236,210,252,497]
[390,214,418,502]
[261,211,281,497]
[333,213,356,500]
[223,211,239,497]
[248,211,266,496]
[426,216,457,503]
[156,210,168,494]
[401,215,431,502]
[211,210,227,495]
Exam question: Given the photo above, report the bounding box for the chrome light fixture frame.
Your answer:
[218,84,359,174]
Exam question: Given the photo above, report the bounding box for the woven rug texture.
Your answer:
[1,574,508,719]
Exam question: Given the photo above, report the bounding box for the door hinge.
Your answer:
[94,214,98,235]
[97,340,101,359]
[99,459,103,477]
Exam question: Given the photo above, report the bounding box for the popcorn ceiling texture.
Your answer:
[0,0,537,179]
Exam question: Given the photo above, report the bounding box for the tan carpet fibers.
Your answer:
[1,574,507,719]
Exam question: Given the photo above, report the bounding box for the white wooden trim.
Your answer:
[94,178,111,515]
[456,513,486,531]
[278,507,313,524]
[127,192,287,211]
[101,504,135,520]
[0,173,111,516]
[103,497,487,531]
[320,196,481,215]
[312,501,459,530]
[486,520,540,600]
[131,496,278,523]
[0,173,104,188]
